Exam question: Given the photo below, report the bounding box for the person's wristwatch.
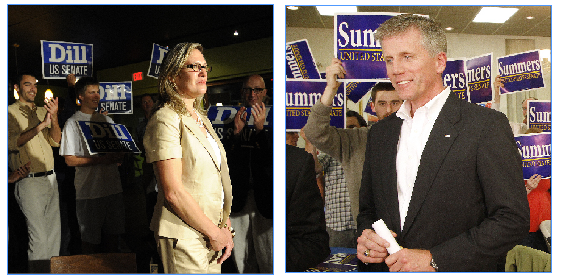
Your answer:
[430,258,439,272]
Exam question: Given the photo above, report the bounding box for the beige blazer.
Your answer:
[144,105,232,240]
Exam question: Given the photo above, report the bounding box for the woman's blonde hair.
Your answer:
[157,42,205,116]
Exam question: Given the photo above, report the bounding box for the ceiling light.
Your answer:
[234,30,239,36]
[445,27,454,31]
[473,7,518,23]
[287,6,299,10]
[527,16,534,20]
[316,6,357,16]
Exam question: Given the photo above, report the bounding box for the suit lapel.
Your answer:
[180,114,221,172]
[379,115,404,233]
[401,93,462,236]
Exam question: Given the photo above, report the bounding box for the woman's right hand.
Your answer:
[209,226,232,252]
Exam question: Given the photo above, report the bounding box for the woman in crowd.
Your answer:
[143,42,234,273]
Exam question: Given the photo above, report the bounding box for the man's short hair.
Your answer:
[375,14,447,56]
[346,110,368,127]
[14,72,38,86]
[370,82,396,102]
[140,93,155,101]
[75,77,99,96]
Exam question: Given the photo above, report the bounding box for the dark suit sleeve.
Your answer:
[430,110,530,271]
[286,146,330,272]
[357,125,377,235]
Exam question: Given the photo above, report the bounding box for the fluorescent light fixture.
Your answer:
[287,6,299,10]
[473,7,518,23]
[445,27,454,31]
[316,6,357,16]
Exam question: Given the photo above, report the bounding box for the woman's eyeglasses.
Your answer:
[185,64,212,73]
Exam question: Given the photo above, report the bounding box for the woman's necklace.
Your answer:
[190,108,205,128]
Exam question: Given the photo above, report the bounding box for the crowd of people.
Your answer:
[8,13,551,274]
[289,14,550,272]
[8,42,273,274]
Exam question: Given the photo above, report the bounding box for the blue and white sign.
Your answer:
[527,100,551,132]
[515,132,551,179]
[466,53,493,104]
[497,50,545,94]
[286,39,321,79]
[78,121,140,154]
[346,81,376,103]
[148,43,169,79]
[41,40,93,79]
[286,80,345,131]
[443,59,468,101]
[208,105,273,141]
[334,13,399,81]
[98,82,133,114]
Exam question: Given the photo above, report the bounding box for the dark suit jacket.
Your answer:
[357,91,529,272]
[223,125,273,219]
[286,145,330,272]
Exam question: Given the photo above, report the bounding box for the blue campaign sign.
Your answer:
[527,100,551,132]
[286,39,321,79]
[286,80,345,131]
[466,53,493,104]
[497,50,545,94]
[148,43,169,79]
[207,105,273,141]
[98,82,133,114]
[515,132,551,179]
[77,121,140,154]
[334,12,399,81]
[364,96,376,116]
[346,81,376,103]
[41,40,93,79]
[443,59,468,101]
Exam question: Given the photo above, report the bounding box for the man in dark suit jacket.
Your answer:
[223,75,273,273]
[355,14,529,272]
[286,144,330,272]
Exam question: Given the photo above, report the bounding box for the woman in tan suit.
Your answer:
[143,42,234,274]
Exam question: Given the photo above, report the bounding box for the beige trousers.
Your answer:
[156,234,221,274]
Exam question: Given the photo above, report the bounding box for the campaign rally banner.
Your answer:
[286,80,345,131]
[515,132,551,179]
[334,13,398,81]
[208,105,273,141]
[497,50,545,94]
[346,81,377,103]
[465,53,492,104]
[286,39,321,79]
[98,82,133,114]
[443,59,468,101]
[527,100,551,132]
[41,40,93,79]
[148,43,169,79]
[77,121,140,154]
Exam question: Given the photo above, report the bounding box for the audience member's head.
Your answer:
[13,72,39,105]
[241,75,267,107]
[75,77,100,113]
[346,110,367,128]
[369,82,403,120]
[286,132,299,146]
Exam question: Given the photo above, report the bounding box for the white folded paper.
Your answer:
[372,219,401,254]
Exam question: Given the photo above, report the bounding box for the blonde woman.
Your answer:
[144,42,233,273]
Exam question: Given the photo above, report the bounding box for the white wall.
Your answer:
[287,27,552,124]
